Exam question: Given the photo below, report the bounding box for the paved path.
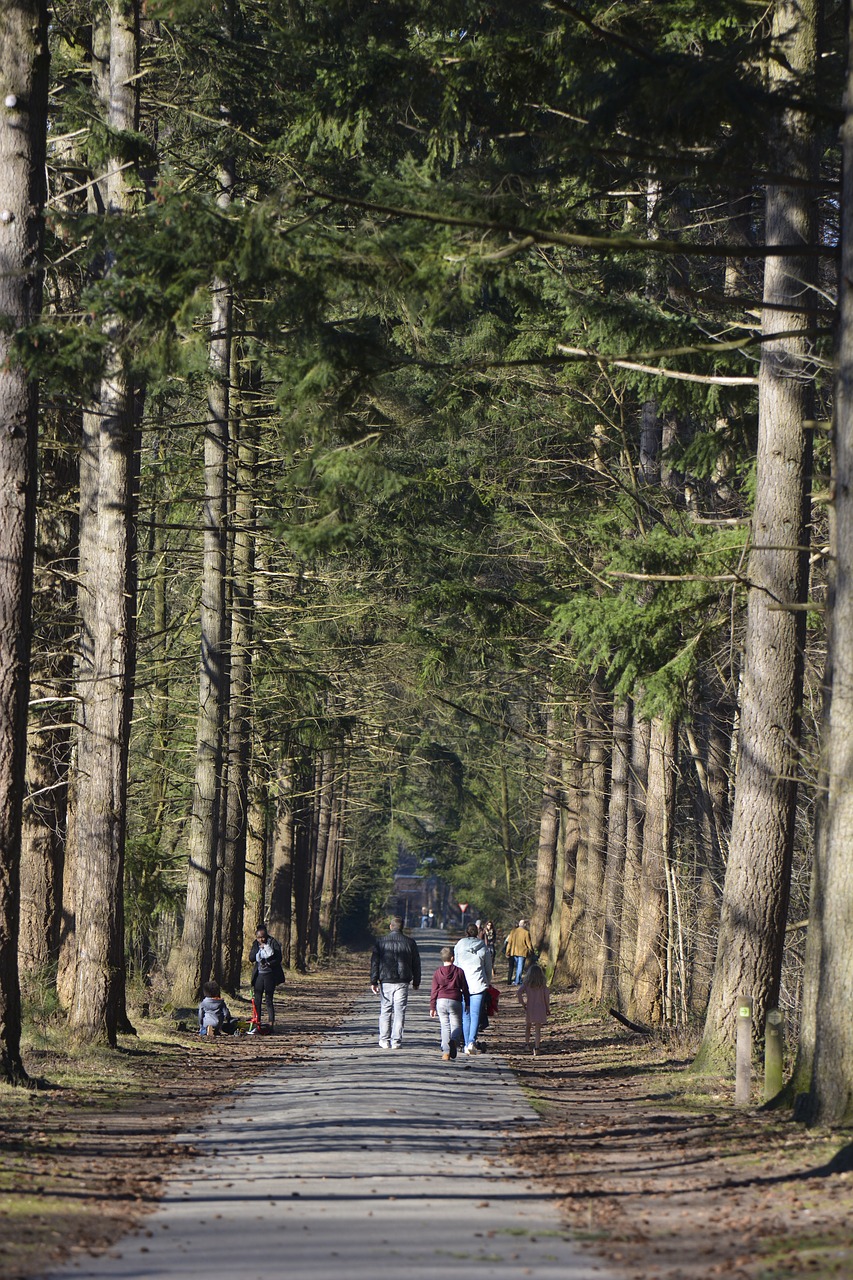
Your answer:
[49,933,612,1280]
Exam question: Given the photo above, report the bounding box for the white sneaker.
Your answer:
[464,1045,479,1055]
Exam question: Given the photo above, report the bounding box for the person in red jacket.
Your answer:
[429,946,470,1061]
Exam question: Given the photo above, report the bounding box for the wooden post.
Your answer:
[764,1008,784,1102]
[735,996,753,1105]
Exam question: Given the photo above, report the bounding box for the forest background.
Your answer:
[1,0,853,1131]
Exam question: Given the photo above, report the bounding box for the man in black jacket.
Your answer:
[369,916,421,1049]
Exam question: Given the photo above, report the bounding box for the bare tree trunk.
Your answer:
[57,5,110,1015]
[686,688,732,1016]
[530,699,561,956]
[548,738,580,980]
[171,252,233,1005]
[320,762,348,952]
[69,0,141,1044]
[241,548,269,967]
[795,5,853,1125]
[242,772,268,962]
[267,756,294,966]
[697,0,818,1068]
[564,712,588,986]
[580,682,609,999]
[146,434,170,839]
[19,310,77,979]
[597,698,631,1003]
[617,705,649,1011]
[20,684,72,972]
[19,429,75,973]
[308,748,335,958]
[0,0,49,1084]
[220,361,257,992]
[630,718,677,1025]
[291,758,314,972]
[498,756,514,897]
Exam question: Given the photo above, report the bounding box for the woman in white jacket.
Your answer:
[453,923,493,1054]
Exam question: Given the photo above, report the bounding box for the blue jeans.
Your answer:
[512,955,525,984]
[462,991,485,1048]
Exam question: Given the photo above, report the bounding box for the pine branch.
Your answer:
[556,346,757,386]
[304,187,837,260]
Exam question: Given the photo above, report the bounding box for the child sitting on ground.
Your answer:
[198,980,232,1037]
[429,945,470,1061]
[517,961,550,1056]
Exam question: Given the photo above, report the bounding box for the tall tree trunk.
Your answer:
[20,657,73,976]
[220,359,257,992]
[530,699,561,956]
[617,706,649,1011]
[291,758,314,972]
[18,178,78,982]
[686,687,731,1016]
[564,711,589,987]
[267,755,294,966]
[0,0,50,1084]
[241,546,269,967]
[57,5,110,1015]
[697,0,818,1068]
[147,432,170,840]
[795,5,853,1125]
[308,747,335,958]
[597,698,631,1004]
[171,255,233,1004]
[498,755,514,897]
[69,0,141,1044]
[548,736,580,981]
[630,718,677,1025]
[580,682,609,999]
[242,772,268,964]
[320,761,348,952]
[19,422,75,975]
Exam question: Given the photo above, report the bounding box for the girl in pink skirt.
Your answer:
[517,961,550,1055]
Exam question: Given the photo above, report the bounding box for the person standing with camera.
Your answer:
[249,924,285,1030]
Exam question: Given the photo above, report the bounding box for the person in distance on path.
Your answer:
[517,961,550,1055]
[370,915,421,1048]
[429,945,470,1060]
[480,919,497,965]
[505,918,535,985]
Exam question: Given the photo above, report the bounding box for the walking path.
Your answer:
[48,933,613,1280]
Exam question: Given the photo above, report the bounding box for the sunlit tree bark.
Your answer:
[795,4,853,1125]
[697,0,818,1068]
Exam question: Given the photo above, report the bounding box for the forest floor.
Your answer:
[1,953,851,1280]
[493,988,853,1280]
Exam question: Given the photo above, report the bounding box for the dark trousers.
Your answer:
[254,971,277,1022]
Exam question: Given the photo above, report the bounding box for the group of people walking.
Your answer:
[369,914,550,1057]
[198,913,549,1054]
